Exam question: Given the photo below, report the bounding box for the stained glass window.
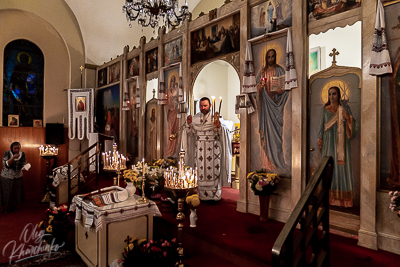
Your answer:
[3,39,44,126]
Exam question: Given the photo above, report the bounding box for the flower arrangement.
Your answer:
[122,236,178,267]
[123,169,140,187]
[186,194,200,210]
[153,158,176,168]
[389,191,400,218]
[247,169,280,196]
[37,204,75,246]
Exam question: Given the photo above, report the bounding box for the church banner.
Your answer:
[68,88,94,140]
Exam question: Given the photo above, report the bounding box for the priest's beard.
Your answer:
[201,109,210,115]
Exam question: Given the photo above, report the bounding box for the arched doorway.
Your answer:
[192,59,241,199]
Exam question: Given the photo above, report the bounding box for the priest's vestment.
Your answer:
[182,112,232,201]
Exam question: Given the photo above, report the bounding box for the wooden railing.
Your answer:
[272,156,334,267]
[66,141,101,206]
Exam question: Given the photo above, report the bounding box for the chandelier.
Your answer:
[123,0,190,29]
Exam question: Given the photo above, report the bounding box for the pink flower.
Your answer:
[163,251,168,257]
[171,238,176,243]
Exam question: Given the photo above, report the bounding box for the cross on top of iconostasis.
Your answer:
[329,48,340,66]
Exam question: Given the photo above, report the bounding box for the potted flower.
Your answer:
[186,194,200,227]
[247,169,280,222]
[123,169,139,196]
[121,236,178,267]
[37,204,75,246]
[389,191,400,218]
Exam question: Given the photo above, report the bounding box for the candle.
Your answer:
[211,96,215,116]
[219,96,222,114]
[142,158,145,176]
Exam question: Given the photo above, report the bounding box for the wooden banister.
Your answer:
[66,141,102,207]
[272,156,334,267]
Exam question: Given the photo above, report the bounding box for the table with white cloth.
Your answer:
[71,192,161,267]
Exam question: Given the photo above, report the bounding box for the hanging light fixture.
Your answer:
[123,0,190,29]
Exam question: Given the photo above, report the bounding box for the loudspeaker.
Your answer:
[46,123,64,145]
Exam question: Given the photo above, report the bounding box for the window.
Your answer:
[3,39,44,126]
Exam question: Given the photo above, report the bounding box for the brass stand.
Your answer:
[165,187,196,267]
[138,175,147,203]
[40,155,56,203]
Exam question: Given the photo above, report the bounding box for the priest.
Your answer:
[181,97,232,201]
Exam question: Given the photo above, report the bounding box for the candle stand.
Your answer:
[103,144,126,186]
[39,145,59,203]
[164,149,198,266]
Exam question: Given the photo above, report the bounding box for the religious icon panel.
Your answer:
[191,13,240,65]
[164,38,183,66]
[96,84,120,145]
[128,56,140,77]
[146,48,158,74]
[309,65,361,210]
[163,67,180,159]
[250,0,292,38]
[249,33,292,178]
[308,0,361,22]
[75,96,86,112]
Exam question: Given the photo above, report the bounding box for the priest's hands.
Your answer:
[187,115,192,125]
[213,113,221,129]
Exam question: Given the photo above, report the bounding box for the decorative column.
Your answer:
[358,0,378,250]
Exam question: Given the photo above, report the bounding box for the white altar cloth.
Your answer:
[70,193,161,232]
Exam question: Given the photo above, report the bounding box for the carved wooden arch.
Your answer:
[190,51,240,87]
[309,64,362,94]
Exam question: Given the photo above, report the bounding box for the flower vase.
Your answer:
[190,209,197,227]
[126,182,136,197]
[259,195,270,222]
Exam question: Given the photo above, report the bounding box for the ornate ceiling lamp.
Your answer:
[123,0,189,29]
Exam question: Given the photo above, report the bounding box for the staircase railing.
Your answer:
[66,141,101,206]
[272,156,334,267]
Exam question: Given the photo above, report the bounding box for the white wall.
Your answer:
[146,78,159,103]
[193,60,240,129]
[309,21,361,71]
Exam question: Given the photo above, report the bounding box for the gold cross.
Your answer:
[153,89,156,98]
[79,65,84,73]
[329,48,339,65]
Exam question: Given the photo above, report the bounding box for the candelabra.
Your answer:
[102,144,127,186]
[164,149,197,266]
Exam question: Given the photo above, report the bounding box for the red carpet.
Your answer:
[157,187,400,267]
[2,183,400,266]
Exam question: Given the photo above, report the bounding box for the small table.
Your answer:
[72,193,161,267]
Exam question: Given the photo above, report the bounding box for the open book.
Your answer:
[22,163,31,171]
[271,75,285,92]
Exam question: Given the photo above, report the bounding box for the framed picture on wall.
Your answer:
[309,46,321,77]
[8,114,19,127]
[33,119,42,127]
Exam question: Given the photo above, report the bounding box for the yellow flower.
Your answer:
[124,169,138,183]
[247,172,255,179]
[186,195,200,207]
[46,225,53,233]
[128,243,134,250]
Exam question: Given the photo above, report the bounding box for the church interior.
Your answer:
[1,0,400,266]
